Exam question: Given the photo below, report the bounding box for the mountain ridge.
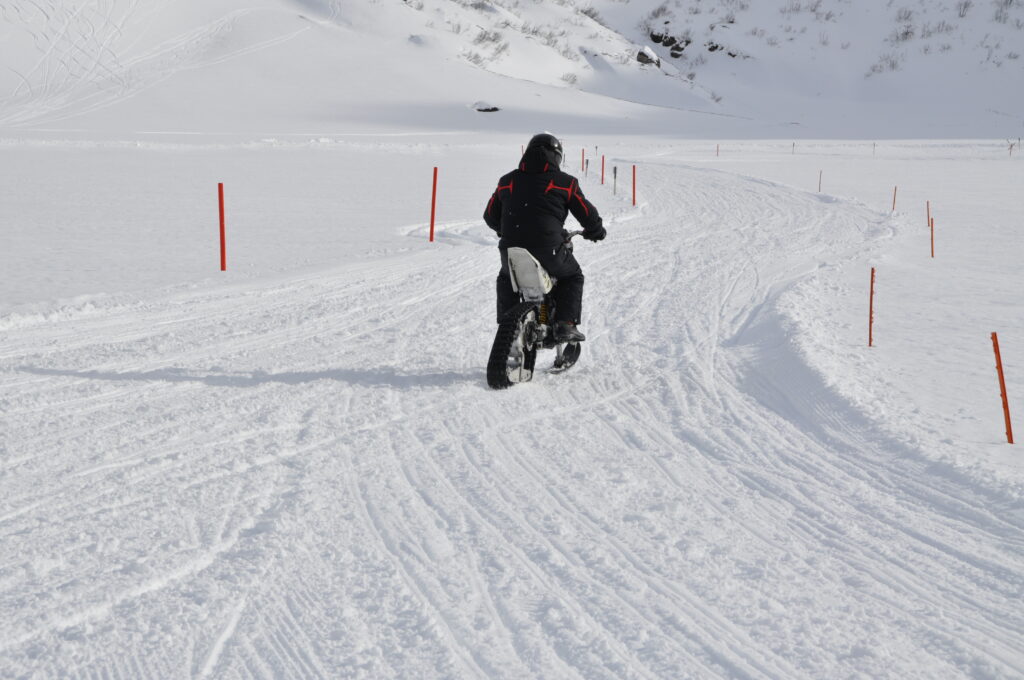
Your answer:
[0,0,1021,137]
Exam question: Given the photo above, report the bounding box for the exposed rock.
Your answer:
[472,101,500,112]
[637,46,661,67]
[671,38,691,55]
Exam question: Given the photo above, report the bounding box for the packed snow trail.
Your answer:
[2,157,1022,678]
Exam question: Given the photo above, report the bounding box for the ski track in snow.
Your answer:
[1,157,1023,678]
[0,0,313,129]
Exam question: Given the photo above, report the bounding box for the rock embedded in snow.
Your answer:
[472,101,500,112]
[637,46,661,67]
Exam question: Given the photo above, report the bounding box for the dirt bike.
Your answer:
[486,231,585,389]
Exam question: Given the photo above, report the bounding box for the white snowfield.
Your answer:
[2,0,1023,677]
[1,137,1022,678]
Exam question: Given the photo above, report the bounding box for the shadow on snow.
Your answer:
[20,365,479,389]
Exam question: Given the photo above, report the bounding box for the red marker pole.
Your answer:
[632,164,637,206]
[218,183,226,271]
[868,267,876,347]
[601,155,605,185]
[429,167,438,243]
[581,148,585,173]
[992,332,1014,444]
[930,217,935,258]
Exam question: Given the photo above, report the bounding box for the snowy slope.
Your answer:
[600,0,1024,133]
[0,0,704,137]
[2,0,1023,137]
[2,1,1024,678]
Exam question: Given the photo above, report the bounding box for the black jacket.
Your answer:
[483,146,603,252]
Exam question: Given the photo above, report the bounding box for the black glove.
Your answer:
[583,226,606,242]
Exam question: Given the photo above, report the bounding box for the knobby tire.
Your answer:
[487,302,538,389]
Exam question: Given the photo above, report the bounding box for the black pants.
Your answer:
[496,245,584,324]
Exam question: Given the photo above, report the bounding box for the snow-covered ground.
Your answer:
[2,0,1023,677]
[3,135,1021,678]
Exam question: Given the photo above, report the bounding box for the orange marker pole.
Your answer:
[218,183,226,271]
[601,155,605,185]
[930,217,935,258]
[926,200,931,227]
[429,167,438,243]
[868,267,876,347]
[632,164,637,206]
[581,148,585,172]
[992,332,1014,444]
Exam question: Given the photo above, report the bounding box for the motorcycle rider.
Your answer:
[483,133,606,342]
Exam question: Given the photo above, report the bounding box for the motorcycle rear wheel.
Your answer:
[487,302,539,389]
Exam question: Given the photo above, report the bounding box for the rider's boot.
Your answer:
[553,320,585,343]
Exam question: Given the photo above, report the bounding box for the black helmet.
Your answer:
[526,133,563,167]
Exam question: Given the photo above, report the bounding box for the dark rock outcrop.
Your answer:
[637,47,661,67]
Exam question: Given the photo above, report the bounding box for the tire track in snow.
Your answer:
[394,421,676,679]
[605,160,1024,677]
[198,595,247,678]
[2,155,1023,677]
